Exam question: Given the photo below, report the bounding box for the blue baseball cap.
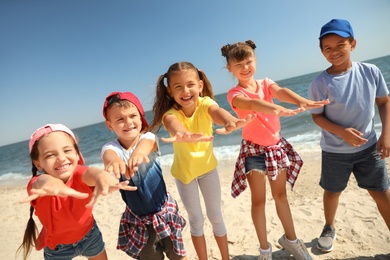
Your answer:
[319,19,354,39]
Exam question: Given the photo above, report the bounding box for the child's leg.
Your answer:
[269,169,296,240]
[246,170,268,250]
[352,144,390,230]
[271,170,312,259]
[214,234,229,260]
[175,178,207,260]
[198,169,229,260]
[323,190,342,227]
[89,250,108,260]
[191,234,208,260]
[368,189,390,230]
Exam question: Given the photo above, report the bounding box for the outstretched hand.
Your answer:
[105,159,128,179]
[125,152,150,179]
[19,182,89,204]
[299,99,330,111]
[215,114,256,134]
[161,132,214,143]
[274,106,304,117]
[86,172,137,208]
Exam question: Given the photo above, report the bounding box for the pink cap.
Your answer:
[29,124,85,165]
[102,91,148,131]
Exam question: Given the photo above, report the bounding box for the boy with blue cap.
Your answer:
[308,18,390,253]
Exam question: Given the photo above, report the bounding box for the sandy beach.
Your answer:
[1,152,389,260]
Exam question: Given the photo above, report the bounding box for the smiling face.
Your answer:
[33,131,80,182]
[167,69,204,117]
[105,102,142,149]
[227,53,257,84]
[320,34,356,70]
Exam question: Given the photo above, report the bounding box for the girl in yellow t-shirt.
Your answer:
[149,61,253,260]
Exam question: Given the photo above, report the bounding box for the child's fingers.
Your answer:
[106,164,120,179]
[85,194,98,208]
[161,136,177,143]
[19,194,40,204]
[246,114,256,123]
[29,188,49,196]
[67,190,90,200]
[116,181,137,191]
[124,168,134,180]
[215,127,228,134]
[121,185,138,191]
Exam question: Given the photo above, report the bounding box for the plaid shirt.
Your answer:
[231,137,303,198]
[117,193,186,259]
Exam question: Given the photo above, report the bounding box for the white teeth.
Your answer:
[56,164,69,170]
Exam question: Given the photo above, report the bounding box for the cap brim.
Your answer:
[320,30,351,39]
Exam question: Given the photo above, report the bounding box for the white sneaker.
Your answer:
[258,243,272,260]
[278,235,312,260]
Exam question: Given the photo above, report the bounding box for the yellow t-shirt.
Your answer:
[163,96,218,184]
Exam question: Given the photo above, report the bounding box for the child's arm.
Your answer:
[126,138,156,177]
[19,174,89,203]
[311,112,368,147]
[270,83,330,110]
[208,104,255,134]
[162,114,214,142]
[82,167,137,208]
[102,149,129,179]
[376,95,390,159]
[232,94,300,116]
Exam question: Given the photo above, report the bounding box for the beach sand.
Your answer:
[1,152,389,260]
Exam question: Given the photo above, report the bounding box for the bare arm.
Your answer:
[311,112,367,147]
[102,138,157,179]
[102,149,128,179]
[19,174,89,203]
[208,104,255,134]
[376,95,390,158]
[270,83,330,110]
[232,94,300,117]
[126,138,156,177]
[82,167,136,207]
[161,114,214,142]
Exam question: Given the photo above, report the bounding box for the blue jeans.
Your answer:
[320,143,389,192]
[43,220,105,260]
[245,154,266,172]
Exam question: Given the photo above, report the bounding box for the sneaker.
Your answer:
[278,235,312,260]
[317,225,336,252]
[258,243,272,260]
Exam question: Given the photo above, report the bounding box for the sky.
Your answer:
[1,0,390,147]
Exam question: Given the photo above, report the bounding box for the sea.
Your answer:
[1,55,389,185]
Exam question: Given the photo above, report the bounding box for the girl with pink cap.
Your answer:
[17,123,136,260]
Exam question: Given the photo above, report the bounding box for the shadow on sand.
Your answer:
[230,238,390,260]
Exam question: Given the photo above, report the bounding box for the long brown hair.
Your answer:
[149,61,215,132]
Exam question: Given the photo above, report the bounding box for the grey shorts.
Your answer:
[320,143,390,192]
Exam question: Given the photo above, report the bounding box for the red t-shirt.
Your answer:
[28,165,94,250]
